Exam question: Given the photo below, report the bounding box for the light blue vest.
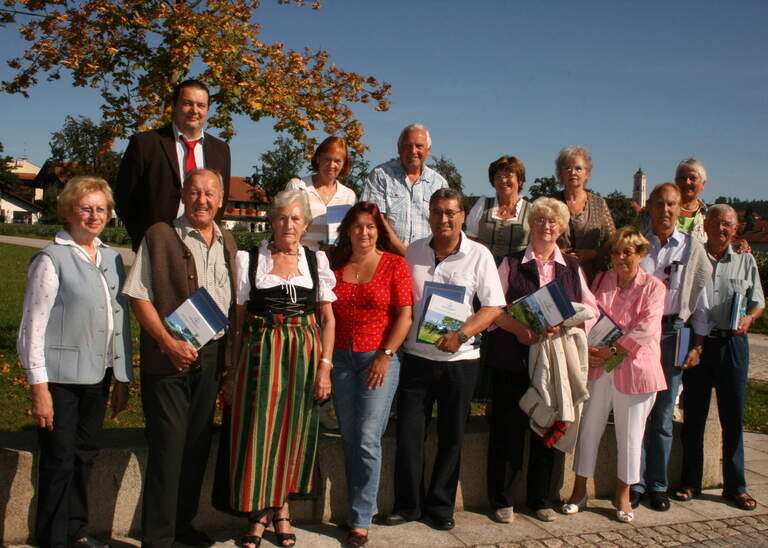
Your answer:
[38,243,133,384]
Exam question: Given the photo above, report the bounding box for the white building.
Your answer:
[632,168,647,209]
[0,185,43,224]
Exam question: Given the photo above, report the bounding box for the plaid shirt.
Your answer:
[361,158,447,246]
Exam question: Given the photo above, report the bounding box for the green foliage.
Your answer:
[527,175,559,201]
[233,231,270,251]
[341,149,370,196]
[0,141,20,189]
[605,190,640,229]
[252,136,307,198]
[744,381,768,433]
[49,115,122,188]
[428,154,463,193]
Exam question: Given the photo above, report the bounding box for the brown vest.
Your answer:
[139,221,238,376]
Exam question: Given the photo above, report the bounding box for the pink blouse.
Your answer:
[589,268,667,394]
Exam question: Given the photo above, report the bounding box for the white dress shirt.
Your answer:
[172,123,206,217]
[404,232,506,361]
[17,231,114,384]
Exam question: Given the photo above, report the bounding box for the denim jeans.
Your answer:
[635,324,683,494]
[332,349,400,529]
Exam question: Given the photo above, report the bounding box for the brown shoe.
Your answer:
[346,530,369,547]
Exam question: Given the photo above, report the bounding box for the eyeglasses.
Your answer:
[77,206,108,217]
[430,209,462,219]
[565,166,586,173]
[610,248,636,258]
[533,217,559,226]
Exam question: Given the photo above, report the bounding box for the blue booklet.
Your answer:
[326,204,352,245]
[588,307,626,372]
[729,292,746,331]
[507,279,576,334]
[675,326,693,367]
[416,281,467,344]
[164,287,229,349]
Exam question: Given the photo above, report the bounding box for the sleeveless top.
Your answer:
[476,197,531,262]
[246,246,320,317]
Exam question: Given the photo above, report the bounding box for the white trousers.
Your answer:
[574,371,656,484]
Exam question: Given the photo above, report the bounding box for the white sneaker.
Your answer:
[493,506,515,523]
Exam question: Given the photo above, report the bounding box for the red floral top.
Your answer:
[332,252,414,352]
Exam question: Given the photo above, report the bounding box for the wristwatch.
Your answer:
[456,330,470,344]
[609,345,618,356]
[382,348,394,358]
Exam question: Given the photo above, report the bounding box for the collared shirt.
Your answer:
[285,176,357,250]
[464,196,524,238]
[361,158,448,246]
[123,216,231,339]
[404,232,506,361]
[17,231,113,384]
[172,123,206,218]
[703,245,765,331]
[640,228,709,334]
[493,244,599,333]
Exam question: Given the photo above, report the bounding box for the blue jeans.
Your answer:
[332,349,400,528]
[635,323,683,494]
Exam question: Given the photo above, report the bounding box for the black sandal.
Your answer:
[671,487,699,501]
[241,515,269,547]
[272,517,297,547]
[724,492,758,511]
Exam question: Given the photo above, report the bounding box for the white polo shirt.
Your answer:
[404,232,506,361]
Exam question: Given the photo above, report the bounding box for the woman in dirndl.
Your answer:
[227,188,336,547]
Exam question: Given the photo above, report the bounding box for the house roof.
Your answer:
[227,176,269,204]
[0,184,44,211]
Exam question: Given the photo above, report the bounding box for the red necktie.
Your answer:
[180,136,199,173]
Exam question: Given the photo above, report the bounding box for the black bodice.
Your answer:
[246,247,319,317]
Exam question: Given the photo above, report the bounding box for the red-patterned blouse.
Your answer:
[332,251,414,352]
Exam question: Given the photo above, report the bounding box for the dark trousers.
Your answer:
[140,340,222,548]
[486,368,555,511]
[681,335,749,495]
[393,354,479,520]
[36,372,112,548]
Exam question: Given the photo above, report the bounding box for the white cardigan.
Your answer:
[519,303,594,453]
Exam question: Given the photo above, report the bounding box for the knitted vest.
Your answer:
[38,243,132,384]
[484,250,582,373]
[139,221,238,376]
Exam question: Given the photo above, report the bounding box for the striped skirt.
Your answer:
[228,313,321,512]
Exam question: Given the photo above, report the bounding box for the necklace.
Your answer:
[269,243,299,256]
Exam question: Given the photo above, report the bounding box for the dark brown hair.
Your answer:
[311,136,351,178]
[330,202,401,269]
[488,156,526,188]
[172,79,211,106]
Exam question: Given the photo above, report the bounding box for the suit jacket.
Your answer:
[115,124,231,250]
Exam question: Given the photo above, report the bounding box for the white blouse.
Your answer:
[17,231,114,385]
[235,241,337,305]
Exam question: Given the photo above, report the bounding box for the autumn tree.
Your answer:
[527,176,559,200]
[49,116,122,187]
[342,150,370,196]
[252,136,307,198]
[428,154,463,193]
[1,0,391,151]
[605,190,640,229]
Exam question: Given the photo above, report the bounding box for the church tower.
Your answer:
[633,168,647,208]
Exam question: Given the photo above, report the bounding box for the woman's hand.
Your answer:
[572,248,598,263]
[365,352,391,390]
[588,346,611,368]
[110,382,129,418]
[31,383,54,431]
[314,363,332,402]
[514,323,540,345]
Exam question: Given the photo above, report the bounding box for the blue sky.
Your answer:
[1,0,766,201]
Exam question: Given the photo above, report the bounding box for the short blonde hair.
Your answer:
[606,226,650,257]
[528,197,570,234]
[269,188,312,225]
[57,176,114,227]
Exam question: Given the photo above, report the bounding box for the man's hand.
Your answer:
[365,352,391,389]
[735,315,755,336]
[161,338,198,372]
[513,323,540,345]
[31,383,54,431]
[110,382,129,419]
[436,331,463,353]
[681,347,702,370]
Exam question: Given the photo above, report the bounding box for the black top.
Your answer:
[246,247,319,317]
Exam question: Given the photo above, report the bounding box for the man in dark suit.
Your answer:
[116,79,231,251]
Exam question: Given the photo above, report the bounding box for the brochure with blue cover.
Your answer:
[729,292,746,330]
[675,326,694,367]
[417,294,471,344]
[326,204,352,245]
[164,287,229,349]
[507,279,576,334]
[416,281,467,344]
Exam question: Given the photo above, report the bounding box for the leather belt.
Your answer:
[707,329,734,339]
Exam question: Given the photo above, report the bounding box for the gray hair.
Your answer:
[183,168,224,191]
[528,197,570,234]
[429,187,464,210]
[676,158,707,182]
[706,203,737,223]
[398,123,432,148]
[269,188,312,224]
[555,146,593,180]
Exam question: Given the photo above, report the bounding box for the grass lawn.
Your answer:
[745,381,768,434]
